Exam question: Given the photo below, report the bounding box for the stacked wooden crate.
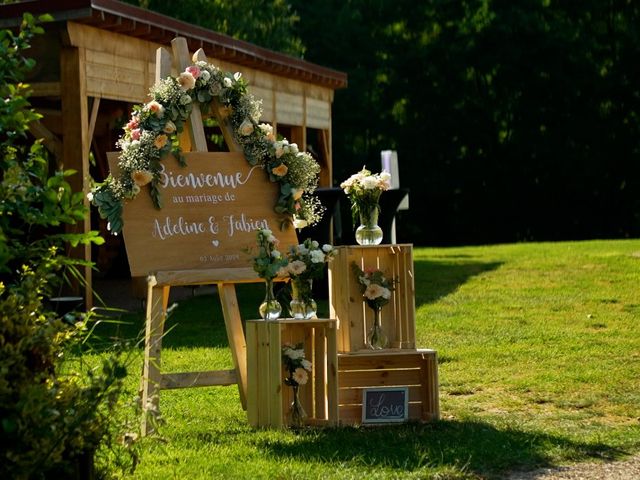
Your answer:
[328,244,440,425]
[246,318,338,428]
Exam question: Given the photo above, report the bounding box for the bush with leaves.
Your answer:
[0,14,136,478]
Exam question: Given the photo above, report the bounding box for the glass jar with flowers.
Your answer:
[340,167,391,245]
[282,342,312,428]
[351,263,394,349]
[252,229,288,320]
[281,239,335,319]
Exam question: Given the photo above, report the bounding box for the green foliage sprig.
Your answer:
[251,228,288,280]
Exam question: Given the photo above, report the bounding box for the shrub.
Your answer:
[0,13,133,479]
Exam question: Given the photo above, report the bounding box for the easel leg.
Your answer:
[141,278,166,435]
[218,283,248,409]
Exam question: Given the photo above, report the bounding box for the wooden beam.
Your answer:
[28,121,63,160]
[160,369,238,389]
[29,81,61,97]
[219,283,248,409]
[171,38,208,152]
[191,47,243,153]
[85,97,101,160]
[60,45,92,308]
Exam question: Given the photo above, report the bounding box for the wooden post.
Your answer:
[141,276,165,435]
[60,45,92,308]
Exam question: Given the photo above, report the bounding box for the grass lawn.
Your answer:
[90,239,640,479]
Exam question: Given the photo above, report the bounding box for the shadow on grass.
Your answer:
[413,259,503,307]
[257,419,626,479]
[84,283,278,351]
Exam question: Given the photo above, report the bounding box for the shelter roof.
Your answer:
[0,0,347,89]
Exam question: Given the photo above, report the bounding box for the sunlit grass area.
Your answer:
[89,239,640,479]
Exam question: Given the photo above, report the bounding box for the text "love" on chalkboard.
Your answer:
[362,387,409,424]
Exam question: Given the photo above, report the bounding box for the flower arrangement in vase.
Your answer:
[340,167,391,245]
[351,263,394,349]
[280,238,334,319]
[282,343,312,427]
[252,229,288,320]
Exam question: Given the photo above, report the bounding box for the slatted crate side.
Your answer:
[329,245,416,352]
[395,246,416,349]
[328,246,357,351]
[313,328,327,420]
[339,384,424,405]
[246,322,283,427]
[336,350,440,425]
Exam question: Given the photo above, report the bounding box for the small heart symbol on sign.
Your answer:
[211,240,219,247]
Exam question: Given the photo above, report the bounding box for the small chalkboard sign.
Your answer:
[361,386,409,424]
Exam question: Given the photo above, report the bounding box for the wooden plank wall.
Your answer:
[65,22,334,130]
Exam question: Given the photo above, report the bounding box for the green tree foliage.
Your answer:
[125,0,305,56]
[0,15,132,478]
[293,0,640,244]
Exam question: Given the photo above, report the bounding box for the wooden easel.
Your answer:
[140,38,256,435]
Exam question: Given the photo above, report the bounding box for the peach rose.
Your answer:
[132,170,153,186]
[178,71,196,90]
[145,100,164,118]
[153,134,168,149]
[272,164,288,176]
[238,119,254,136]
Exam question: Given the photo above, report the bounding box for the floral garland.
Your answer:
[90,60,324,234]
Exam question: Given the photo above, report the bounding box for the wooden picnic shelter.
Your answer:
[0,0,347,306]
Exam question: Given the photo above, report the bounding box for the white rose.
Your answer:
[310,250,325,263]
[288,348,304,360]
[311,240,319,249]
[361,175,379,190]
[290,143,299,154]
[86,191,94,202]
[223,77,232,88]
[322,244,333,253]
[200,70,211,82]
[293,218,308,229]
[271,250,281,258]
[259,123,273,135]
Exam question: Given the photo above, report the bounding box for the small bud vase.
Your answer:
[289,277,317,319]
[259,277,282,321]
[355,205,383,245]
[289,384,307,428]
[366,305,388,349]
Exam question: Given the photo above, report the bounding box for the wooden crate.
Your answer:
[329,245,416,352]
[246,318,338,428]
[337,349,439,425]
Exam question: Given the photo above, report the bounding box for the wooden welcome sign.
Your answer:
[107,151,299,277]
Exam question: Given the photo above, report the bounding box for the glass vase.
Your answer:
[289,277,317,319]
[366,305,389,350]
[259,277,282,321]
[289,384,307,428]
[355,205,383,245]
